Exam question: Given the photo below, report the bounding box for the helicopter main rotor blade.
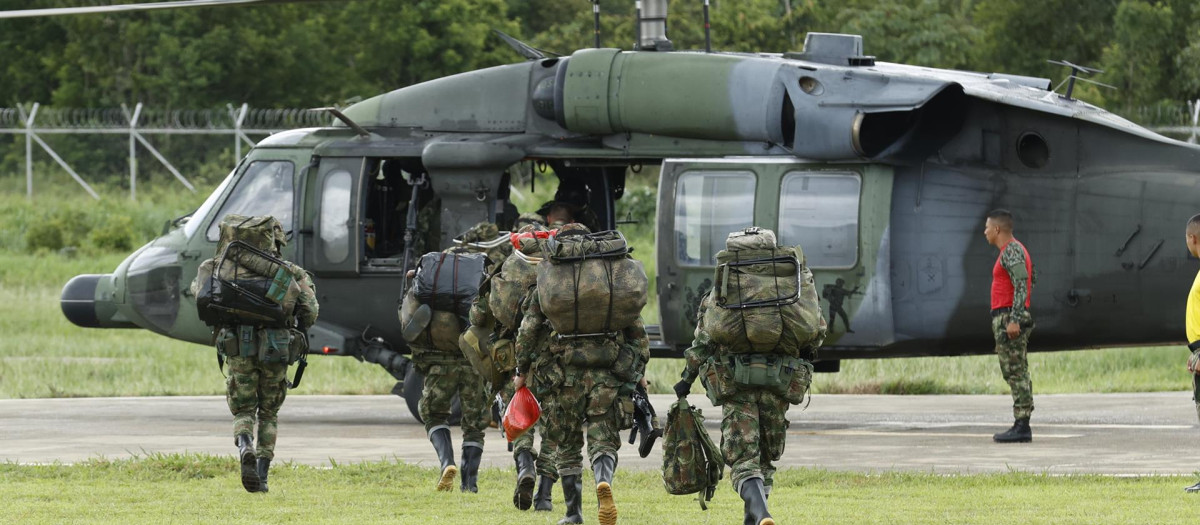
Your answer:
[0,0,339,19]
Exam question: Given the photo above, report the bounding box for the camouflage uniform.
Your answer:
[190,216,318,492]
[680,300,797,496]
[993,241,1034,421]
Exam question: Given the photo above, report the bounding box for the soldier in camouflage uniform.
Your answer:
[410,222,507,493]
[468,219,561,511]
[513,223,650,525]
[984,209,1035,443]
[190,215,319,494]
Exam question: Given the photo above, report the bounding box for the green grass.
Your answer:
[1,454,1196,524]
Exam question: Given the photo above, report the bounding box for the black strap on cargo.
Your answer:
[572,259,582,334]
[603,257,615,334]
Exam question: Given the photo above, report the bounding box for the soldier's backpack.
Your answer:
[488,232,548,330]
[701,227,826,358]
[401,251,488,355]
[195,215,302,328]
[661,399,723,510]
[536,230,648,336]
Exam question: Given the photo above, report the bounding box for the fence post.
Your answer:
[126,102,143,201]
[22,103,38,200]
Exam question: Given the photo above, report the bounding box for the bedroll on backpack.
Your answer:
[661,399,723,510]
[536,230,648,336]
[412,251,488,319]
[701,228,826,357]
[488,251,542,330]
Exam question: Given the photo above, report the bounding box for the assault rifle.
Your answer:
[398,171,429,299]
[628,383,662,458]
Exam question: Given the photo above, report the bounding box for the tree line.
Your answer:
[2,0,1198,185]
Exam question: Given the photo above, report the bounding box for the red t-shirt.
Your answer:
[991,240,1033,310]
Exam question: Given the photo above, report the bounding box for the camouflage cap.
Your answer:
[218,214,284,254]
[557,222,591,235]
[513,212,546,230]
[459,221,501,243]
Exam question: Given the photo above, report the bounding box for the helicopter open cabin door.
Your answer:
[655,158,895,354]
[311,157,365,276]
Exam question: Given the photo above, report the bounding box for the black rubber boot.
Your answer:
[235,433,260,493]
[739,477,774,525]
[1186,480,1200,493]
[460,446,482,493]
[429,428,457,491]
[993,417,1033,443]
[256,458,271,493]
[513,450,536,509]
[557,474,584,525]
[534,475,556,511]
[593,454,617,525]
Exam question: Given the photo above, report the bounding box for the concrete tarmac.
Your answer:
[2,392,1196,474]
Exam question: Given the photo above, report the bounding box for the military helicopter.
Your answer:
[23,0,1200,420]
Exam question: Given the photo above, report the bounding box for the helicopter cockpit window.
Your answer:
[204,160,295,242]
[778,172,860,269]
[674,171,756,266]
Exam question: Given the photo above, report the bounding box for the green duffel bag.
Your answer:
[661,399,724,510]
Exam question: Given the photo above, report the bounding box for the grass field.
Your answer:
[2,454,1197,524]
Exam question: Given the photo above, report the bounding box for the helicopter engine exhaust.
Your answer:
[532,48,969,161]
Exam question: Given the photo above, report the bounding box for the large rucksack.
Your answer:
[701,227,826,357]
[195,215,301,328]
[401,250,488,354]
[488,233,547,330]
[661,399,723,509]
[536,230,648,336]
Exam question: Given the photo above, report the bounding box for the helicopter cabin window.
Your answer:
[777,172,860,268]
[205,160,295,241]
[320,170,353,264]
[674,171,756,266]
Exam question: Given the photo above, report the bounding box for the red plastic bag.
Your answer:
[503,386,541,442]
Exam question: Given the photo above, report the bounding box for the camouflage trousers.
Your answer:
[226,356,289,460]
[992,314,1034,420]
[419,362,490,446]
[543,368,625,477]
[721,388,790,493]
[501,380,559,480]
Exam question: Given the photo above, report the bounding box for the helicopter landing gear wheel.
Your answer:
[400,365,462,426]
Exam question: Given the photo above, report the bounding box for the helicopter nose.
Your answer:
[61,274,104,328]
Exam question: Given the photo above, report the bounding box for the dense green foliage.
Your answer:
[4,0,1200,188]
[3,454,1198,524]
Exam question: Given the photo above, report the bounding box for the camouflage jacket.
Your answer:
[515,292,649,383]
[681,297,716,384]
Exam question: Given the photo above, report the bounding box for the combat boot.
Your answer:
[513,450,536,509]
[993,417,1033,443]
[429,427,457,491]
[739,477,773,525]
[557,474,584,525]
[460,445,482,493]
[235,433,260,493]
[534,475,556,511]
[593,454,617,525]
[256,458,271,493]
[1185,480,1200,493]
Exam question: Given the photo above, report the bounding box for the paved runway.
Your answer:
[3,392,1196,474]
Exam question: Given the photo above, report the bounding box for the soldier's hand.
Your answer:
[1005,322,1020,340]
[513,374,526,389]
[673,380,691,399]
[638,376,649,389]
[1188,351,1200,375]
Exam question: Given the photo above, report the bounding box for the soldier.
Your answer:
[513,223,650,525]
[1181,214,1200,492]
[191,215,318,494]
[983,209,1036,443]
[405,223,506,493]
[467,220,561,511]
[822,278,860,333]
[672,227,823,525]
[537,180,598,231]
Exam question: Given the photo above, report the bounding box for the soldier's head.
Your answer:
[514,212,546,231]
[544,202,576,227]
[984,209,1014,247]
[835,278,845,286]
[1186,214,1200,258]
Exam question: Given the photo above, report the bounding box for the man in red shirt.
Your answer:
[984,209,1035,443]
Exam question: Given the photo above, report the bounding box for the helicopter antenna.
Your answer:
[592,1,602,48]
[493,30,557,60]
[703,0,712,53]
[310,107,370,138]
[635,1,641,50]
[1047,60,1115,101]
